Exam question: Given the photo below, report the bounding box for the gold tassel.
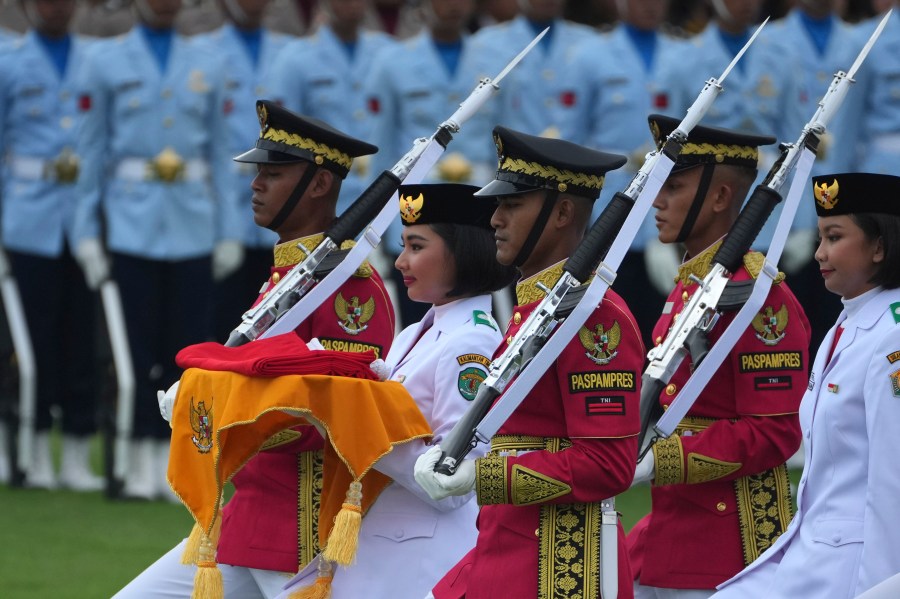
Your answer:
[191,531,224,599]
[181,514,222,565]
[322,481,363,565]
[289,559,333,599]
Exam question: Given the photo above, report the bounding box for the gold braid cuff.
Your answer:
[653,435,685,486]
[475,455,509,505]
[511,465,572,506]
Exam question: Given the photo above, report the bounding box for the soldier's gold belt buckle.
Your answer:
[50,148,80,184]
[148,147,186,183]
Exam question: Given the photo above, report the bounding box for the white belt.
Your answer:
[872,133,900,154]
[115,157,210,183]
[8,154,79,184]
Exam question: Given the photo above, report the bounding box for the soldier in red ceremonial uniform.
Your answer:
[414,126,643,599]
[117,100,395,598]
[627,115,812,599]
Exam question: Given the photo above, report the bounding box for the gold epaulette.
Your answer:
[743,252,785,284]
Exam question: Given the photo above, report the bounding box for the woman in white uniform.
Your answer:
[713,172,900,599]
[277,183,516,598]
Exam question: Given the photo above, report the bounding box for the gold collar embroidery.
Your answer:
[675,240,784,286]
[515,261,565,305]
[273,234,372,277]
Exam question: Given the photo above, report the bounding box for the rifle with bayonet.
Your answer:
[637,10,892,456]
[224,29,548,347]
[433,19,769,478]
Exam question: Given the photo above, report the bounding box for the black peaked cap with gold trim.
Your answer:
[476,126,627,200]
[234,100,377,178]
[648,114,776,173]
[398,183,494,229]
[812,172,900,217]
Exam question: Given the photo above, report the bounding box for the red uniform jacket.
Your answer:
[434,262,643,599]
[216,235,395,573]
[627,246,810,590]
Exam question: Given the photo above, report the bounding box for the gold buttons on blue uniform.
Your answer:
[162,117,174,128]
[161,88,172,99]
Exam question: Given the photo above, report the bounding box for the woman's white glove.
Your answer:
[632,450,655,486]
[75,238,110,290]
[644,237,680,296]
[157,381,180,423]
[414,445,476,500]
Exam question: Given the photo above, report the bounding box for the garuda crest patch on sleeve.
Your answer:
[578,321,621,365]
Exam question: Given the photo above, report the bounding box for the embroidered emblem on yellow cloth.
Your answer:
[814,178,840,210]
[537,502,602,599]
[511,465,572,506]
[686,453,742,484]
[335,293,375,335]
[189,397,214,453]
[735,464,793,565]
[751,304,789,346]
[578,321,620,365]
[399,192,424,223]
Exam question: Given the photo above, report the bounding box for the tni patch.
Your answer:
[585,396,625,417]
[754,375,792,391]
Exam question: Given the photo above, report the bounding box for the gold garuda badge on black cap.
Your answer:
[648,114,776,173]
[812,172,900,217]
[475,126,627,200]
[398,183,495,229]
[235,100,377,179]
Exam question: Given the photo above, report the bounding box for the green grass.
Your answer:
[0,480,651,598]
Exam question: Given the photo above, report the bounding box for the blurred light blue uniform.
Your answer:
[364,31,495,254]
[71,27,241,257]
[269,24,395,214]
[658,22,809,250]
[468,15,596,139]
[0,31,92,256]
[764,10,866,234]
[0,26,19,47]
[853,9,900,176]
[560,24,686,247]
[197,23,290,250]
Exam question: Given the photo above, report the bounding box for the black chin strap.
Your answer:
[675,164,716,244]
[266,165,319,231]
[512,189,559,268]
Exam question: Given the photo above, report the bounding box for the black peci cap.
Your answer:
[648,114,776,173]
[234,100,377,178]
[398,183,494,229]
[475,126,627,200]
[812,172,900,217]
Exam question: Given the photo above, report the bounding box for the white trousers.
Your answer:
[634,582,715,599]
[114,539,293,599]
[855,573,900,599]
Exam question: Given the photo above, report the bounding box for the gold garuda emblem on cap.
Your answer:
[751,304,788,346]
[578,321,621,365]
[814,178,840,210]
[190,397,213,453]
[399,193,424,223]
[335,293,376,335]
[257,103,269,134]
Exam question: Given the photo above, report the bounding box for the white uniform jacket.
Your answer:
[278,294,502,598]
[714,286,900,598]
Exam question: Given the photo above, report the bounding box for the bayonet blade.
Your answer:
[718,16,769,82]
[492,27,549,85]
[847,9,892,79]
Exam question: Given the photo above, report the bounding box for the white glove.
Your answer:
[414,444,476,500]
[780,229,816,275]
[157,380,180,423]
[369,358,391,381]
[644,237,680,296]
[306,338,325,351]
[632,450,655,487]
[212,240,245,281]
[75,238,110,290]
